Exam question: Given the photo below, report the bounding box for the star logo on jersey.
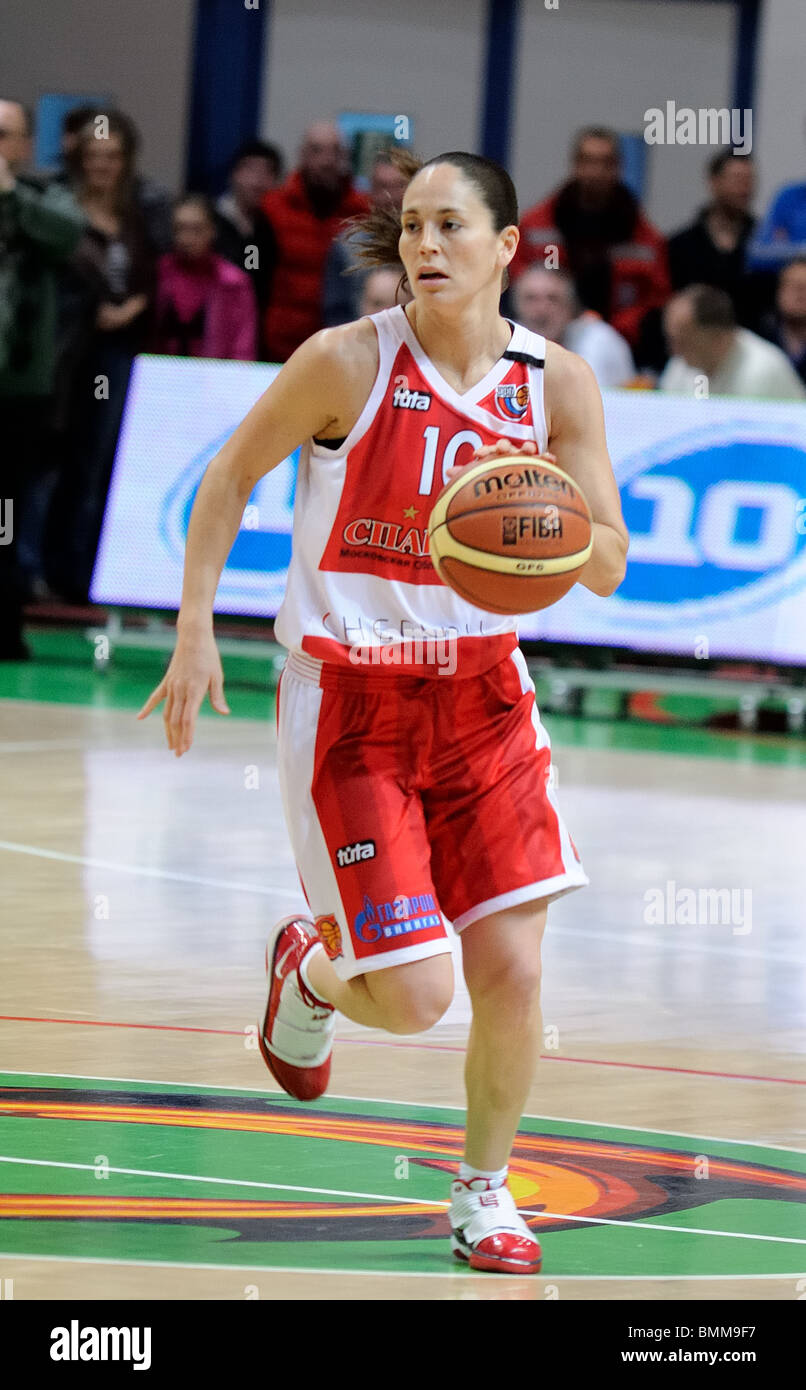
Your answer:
[403,505,419,520]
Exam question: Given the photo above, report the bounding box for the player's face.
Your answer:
[399,165,516,304]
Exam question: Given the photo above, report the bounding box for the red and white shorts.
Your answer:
[276,648,588,981]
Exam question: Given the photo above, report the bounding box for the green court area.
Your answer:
[3,626,806,766]
[0,1074,804,1277]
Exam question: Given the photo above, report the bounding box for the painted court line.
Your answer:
[1,838,802,967]
[0,840,302,899]
[1,1021,801,1087]
[0,739,89,754]
[556,925,806,968]
[2,1069,803,1155]
[0,1251,801,1282]
[1,1155,804,1247]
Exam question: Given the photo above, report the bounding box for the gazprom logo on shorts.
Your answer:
[617,423,806,615]
[353,892,442,944]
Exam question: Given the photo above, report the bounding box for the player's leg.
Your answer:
[305,947,453,1034]
[423,649,585,1271]
[445,897,547,1274]
[460,898,547,1171]
[261,658,455,1097]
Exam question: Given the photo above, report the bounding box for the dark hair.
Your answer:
[175,192,217,224]
[72,110,140,214]
[682,284,736,330]
[571,126,621,162]
[346,148,518,296]
[708,147,753,178]
[229,138,284,181]
[63,104,103,137]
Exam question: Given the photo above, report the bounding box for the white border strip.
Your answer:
[0,1251,801,1281]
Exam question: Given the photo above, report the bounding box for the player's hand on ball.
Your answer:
[445,439,556,484]
[137,629,230,757]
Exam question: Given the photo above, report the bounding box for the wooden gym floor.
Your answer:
[0,632,804,1300]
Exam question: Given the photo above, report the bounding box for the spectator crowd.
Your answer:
[3,102,806,659]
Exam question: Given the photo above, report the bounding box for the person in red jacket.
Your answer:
[511,126,670,348]
[260,121,369,361]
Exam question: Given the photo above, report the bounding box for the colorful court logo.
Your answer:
[1,1082,804,1278]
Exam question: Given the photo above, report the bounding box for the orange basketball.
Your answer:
[428,456,593,615]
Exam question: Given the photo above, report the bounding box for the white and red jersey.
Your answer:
[274,305,549,678]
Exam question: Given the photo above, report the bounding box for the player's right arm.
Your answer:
[137,320,378,755]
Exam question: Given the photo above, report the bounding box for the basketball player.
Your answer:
[139,151,629,1275]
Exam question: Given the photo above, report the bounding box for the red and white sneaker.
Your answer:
[258,916,336,1101]
[450,1178,542,1274]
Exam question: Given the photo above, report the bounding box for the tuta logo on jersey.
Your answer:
[353,892,442,945]
[495,382,530,421]
[392,385,432,411]
[335,840,376,867]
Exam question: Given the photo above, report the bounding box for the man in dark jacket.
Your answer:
[260,121,369,362]
[512,126,670,349]
[667,149,763,326]
[0,99,85,658]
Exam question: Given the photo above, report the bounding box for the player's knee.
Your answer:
[367,959,453,1034]
[471,958,542,1019]
[385,988,452,1034]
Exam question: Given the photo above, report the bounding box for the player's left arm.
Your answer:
[545,345,629,597]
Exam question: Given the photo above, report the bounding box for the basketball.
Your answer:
[428,455,593,614]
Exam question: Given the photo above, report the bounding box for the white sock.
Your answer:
[458,1162,508,1189]
[297,942,331,1007]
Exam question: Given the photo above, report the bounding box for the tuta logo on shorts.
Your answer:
[353,892,441,944]
[335,840,376,867]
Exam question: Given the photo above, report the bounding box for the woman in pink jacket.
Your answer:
[153,195,257,360]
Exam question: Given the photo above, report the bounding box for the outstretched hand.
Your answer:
[137,629,230,757]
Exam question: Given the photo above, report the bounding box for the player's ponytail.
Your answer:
[341,147,421,300]
[343,149,518,299]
